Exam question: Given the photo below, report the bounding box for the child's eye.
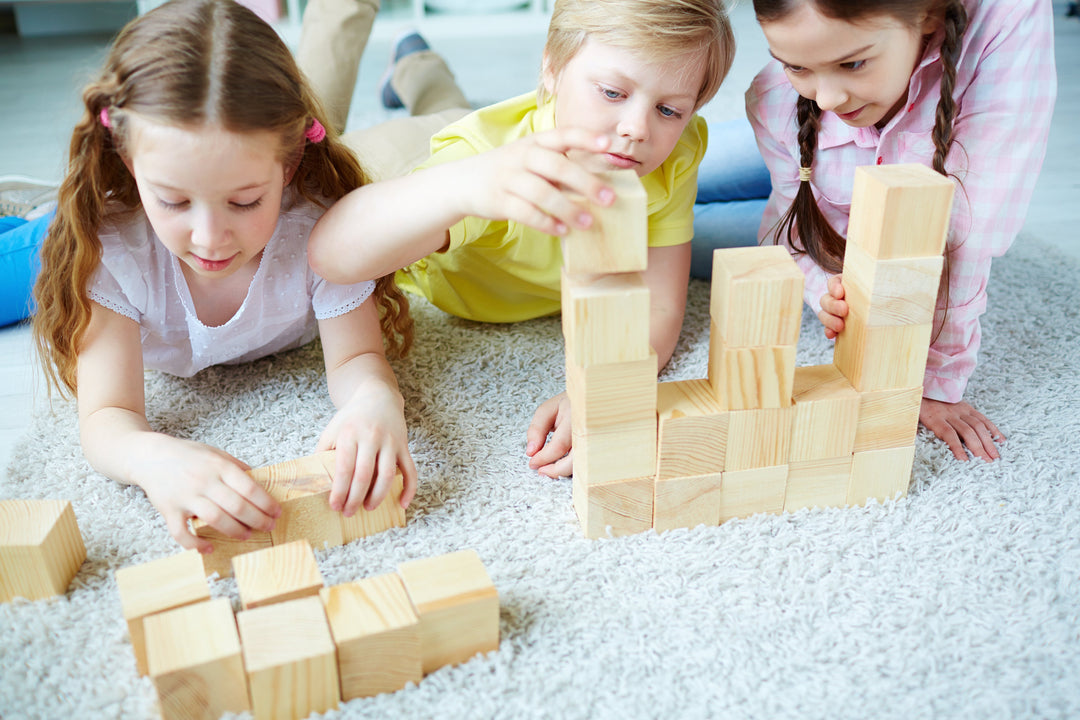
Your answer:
[231,198,264,211]
[599,85,624,100]
[658,105,682,120]
[782,63,806,74]
[156,197,188,211]
[841,60,867,71]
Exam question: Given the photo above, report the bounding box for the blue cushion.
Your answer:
[0,210,53,327]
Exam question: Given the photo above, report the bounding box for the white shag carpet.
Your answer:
[2,234,1079,720]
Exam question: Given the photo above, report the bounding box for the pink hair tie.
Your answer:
[99,108,111,128]
[305,118,326,143]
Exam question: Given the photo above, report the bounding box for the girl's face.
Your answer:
[761,2,933,129]
[124,116,289,281]
[543,37,706,178]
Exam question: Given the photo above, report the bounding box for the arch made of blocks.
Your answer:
[562,164,955,538]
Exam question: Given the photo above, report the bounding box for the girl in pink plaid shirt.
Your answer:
[698,0,1056,462]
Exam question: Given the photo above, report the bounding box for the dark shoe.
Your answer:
[379,30,432,109]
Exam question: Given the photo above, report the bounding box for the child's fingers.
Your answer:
[220,467,281,525]
[527,421,572,471]
[522,139,614,208]
[504,173,588,235]
[363,448,399,512]
[817,307,845,336]
[537,450,573,479]
[328,436,357,512]
[165,512,209,553]
[526,397,562,456]
[828,274,846,299]
[188,496,253,540]
[341,444,377,518]
[398,450,418,508]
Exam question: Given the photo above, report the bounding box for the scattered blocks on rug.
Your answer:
[397,549,501,675]
[0,499,86,603]
[114,548,211,676]
[233,539,324,611]
[559,163,953,537]
[144,596,250,720]
[191,449,406,578]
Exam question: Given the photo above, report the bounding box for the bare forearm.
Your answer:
[79,406,160,487]
[326,352,403,412]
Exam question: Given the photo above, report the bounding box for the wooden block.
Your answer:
[841,243,943,327]
[572,475,654,539]
[238,595,340,720]
[340,471,407,542]
[252,451,343,549]
[144,597,249,720]
[0,499,85,604]
[789,364,860,462]
[718,465,788,523]
[725,407,794,472]
[233,540,324,611]
[853,386,922,452]
[847,164,955,260]
[653,473,723,533]
[710,245,804,347]
[397,550,499,675]
[561,269,651,367]
[566,351,657,432]
[656,379,728,480]
[189,518,273,579]
[847,445,916,506]
[320,573,421,699]
[560,168,647,274]
[115,549,211,676]
[833,306,932,392]
[571,415,657,485]
[784,456,854,512]
[708,324,796,410]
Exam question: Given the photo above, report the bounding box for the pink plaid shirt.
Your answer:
[748,0,1057,402]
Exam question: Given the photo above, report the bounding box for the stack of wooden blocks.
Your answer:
[564,164,954,538]
[0,498,86,603]
[116,545,499,720]
[191,450,406,578]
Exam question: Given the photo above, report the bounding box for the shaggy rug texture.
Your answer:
[2,234,1079,720]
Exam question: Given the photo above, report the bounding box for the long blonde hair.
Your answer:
[33,0,412,396]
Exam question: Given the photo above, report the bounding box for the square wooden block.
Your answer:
[708,326,796,410]
[233,540,324,611]
[718,465,788,524]
[842,243,944,327]
[710,245,804,347]
[238,596,340,720]
[561,269,651,367]
[789,365,860,462]
[115,549,211,676]
[725,407,795,472]
[833,307,932,393]
[397,550,499,675]
[0,499,85,603]
[190,518,273,580]
[656,379,728,480]
[144,597,249,720]
[566,351,658,432]
[847,446,916,506]
[784,456,854,513]
[321,573,422,699]
[560,168,647,274]
[572,475,654,539]
[572,415,657,486]
[853,386,922,452]
[340,471,407,542]
[653,473,723,533]
[847,164,954,260]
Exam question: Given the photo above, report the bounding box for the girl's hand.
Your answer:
[818,274,848,340]
[458,128,616,237]
[317,382,417,516]
[131,434,281,553]
[920,397,1005,462]
[526,392,574,478]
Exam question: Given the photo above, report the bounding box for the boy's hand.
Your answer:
[526,392,573,478]
[132,435,280,554]
[818,274,848,339]
[460,128,616,237]
[920,397,1004,462]
[317,384,417,516]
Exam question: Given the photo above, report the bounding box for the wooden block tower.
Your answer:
[563,163,953,537]
[0,499,86,603]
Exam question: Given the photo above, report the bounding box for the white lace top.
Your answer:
[88,192,374,377]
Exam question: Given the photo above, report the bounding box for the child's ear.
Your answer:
[283,147,303,185]
[541,50,558,97]
[919,9,943,36]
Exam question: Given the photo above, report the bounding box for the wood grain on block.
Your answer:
[789,364,860,462]
[718,465,788,524]
[144,597,250,720]
[724,407,795,472]
[115,549,211,676]
[189,518,272,579]
[784,456,854,513]
[710,245,804,347]
[321,573,421,699]
[572,475,655,539]
[842,243,944,327]
[238,596,340,720]
[853,386,922,452]
[708,326,796,410]
[653,473,723,533]
[397,550,499,675]
[566,351,657,432]
[253,452,342,549]
[847,445,916,506]
[0,499,85,604]
[571,415,657,485]
[561,269,650,367]
[833,307,932,392]
[233,540,324,611]
[656,378,728,480]
[847,164,954,260]
[560,168,647,274]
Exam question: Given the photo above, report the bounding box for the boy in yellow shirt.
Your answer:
[307,0,735,478]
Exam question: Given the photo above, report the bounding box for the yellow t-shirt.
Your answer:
[394,92,707,323]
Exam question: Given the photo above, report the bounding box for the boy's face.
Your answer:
[544,38,706,178]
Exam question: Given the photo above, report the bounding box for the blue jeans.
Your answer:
[691,118,772,279]
[0,210,52,327]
